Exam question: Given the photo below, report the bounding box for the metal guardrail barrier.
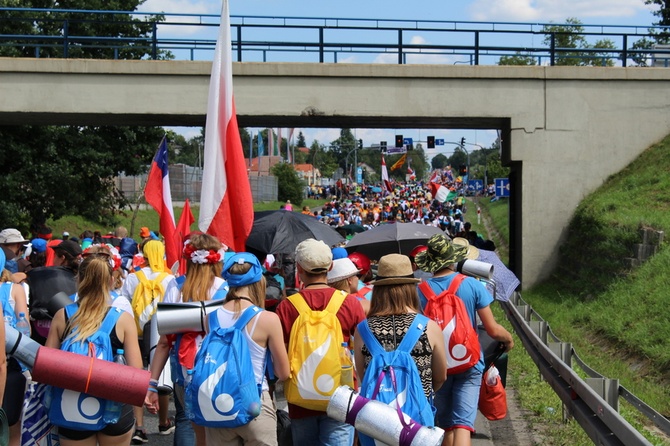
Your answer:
[502,292,670,445]
[2,8,670,66]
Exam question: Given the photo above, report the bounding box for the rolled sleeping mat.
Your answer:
[146,318,173,395]
[155,300,224,335]
[46,292,75,318]
[31,346,150,407]
[4,323,41,368]
[327,386,444,446]
[456,259,494,280]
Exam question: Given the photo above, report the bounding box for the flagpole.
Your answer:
[248,130,253,169]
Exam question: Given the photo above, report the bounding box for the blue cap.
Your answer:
[223,253,263,287]
[31,238,47,253]
[331,247,348,260]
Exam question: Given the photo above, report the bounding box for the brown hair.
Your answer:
[182,233,223,302]
[226,262,266,316]
[368,283,420,317]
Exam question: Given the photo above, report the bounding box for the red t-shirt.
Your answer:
[276,287,366,419]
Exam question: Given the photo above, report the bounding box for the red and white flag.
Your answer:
[144,136,179,268]
[198,0,253,252]
[381,154,393,193]
[407,167,416,181]
[176,198,195,276]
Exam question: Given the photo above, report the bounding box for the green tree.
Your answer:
[0,125,164,229]
[0,3,171,229]
[628,1,670,66]
[296,131,307,148]
[431,153,449,170]
[0,1,170,60]
[542,18,616,66]
[271,162,303,205]
[498,53,538,65]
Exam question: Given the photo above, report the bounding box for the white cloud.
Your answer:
[136,0,219,37]
[469,0,648,22]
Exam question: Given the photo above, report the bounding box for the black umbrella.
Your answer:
[345,222,446,260]
[340,224,366,236]
[246,210,345,255]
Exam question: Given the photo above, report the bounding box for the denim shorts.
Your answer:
[291,414,354,446]
[434,366,483,431]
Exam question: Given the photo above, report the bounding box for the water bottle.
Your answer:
[184,369,195,420]
[103,349,126,423]
[16,312,30,337]
[340,342,354,389]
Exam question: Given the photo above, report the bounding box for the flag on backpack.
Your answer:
[419,275,481,374]
[356,314,436,446]
[47,305,123,431]
[131,269,169,335]
[186,306,264,428]
[284,290,348,411]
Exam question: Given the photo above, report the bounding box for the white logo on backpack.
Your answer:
[60,391,104,426]
[197,361,238,423]
[296,334,335,398]
[444,316,473,370]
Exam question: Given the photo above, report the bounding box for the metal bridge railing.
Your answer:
[2,7,670,67]
[503,292,670,446]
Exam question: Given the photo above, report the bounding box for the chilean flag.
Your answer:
[145,137,179,269]
[199,0,253,252]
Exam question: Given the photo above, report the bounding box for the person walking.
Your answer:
[276,239,365,446]
[415,234,513,446]
[46,255,143,446]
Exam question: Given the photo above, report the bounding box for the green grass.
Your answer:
[470,136,670,444]
[46,198,329,241]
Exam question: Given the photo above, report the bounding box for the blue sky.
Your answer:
[137,0,658,156]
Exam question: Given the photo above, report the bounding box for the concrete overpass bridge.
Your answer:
[2,57,670,288]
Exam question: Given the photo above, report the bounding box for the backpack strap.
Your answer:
[287,292,310,314]
[99,307,123,336]
[419,274,467,301]
[324,289,348,314]
[397,314,429,354]
[356,319,384,357]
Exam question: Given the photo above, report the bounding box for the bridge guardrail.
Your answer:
[502,292,670,445]
[2,8,670,66]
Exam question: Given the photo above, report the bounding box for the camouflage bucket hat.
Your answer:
[414,233,468,273]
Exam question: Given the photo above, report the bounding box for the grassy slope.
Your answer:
[475,135,670,444]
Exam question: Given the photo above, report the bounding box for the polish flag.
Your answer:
[176,198,195,276]
[144,137,179,269]
[198,0,253,252]
[381,154,393,193]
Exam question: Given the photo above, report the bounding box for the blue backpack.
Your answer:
[47,304,123,431]
[0,282,16,327]
[186,305,265,428]
[357,314,436,446]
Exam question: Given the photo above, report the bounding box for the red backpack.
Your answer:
[419,274,481,374]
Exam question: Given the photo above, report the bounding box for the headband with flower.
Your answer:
[183,240,225,265]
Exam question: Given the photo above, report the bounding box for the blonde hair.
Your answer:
[0,269,12,283]
[67,256,113,343]
[368,283,420,317]
[226,262,266,316]
[330,278,351,294]
[182,233,223,302]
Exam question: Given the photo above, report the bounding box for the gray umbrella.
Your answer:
[345,223,446,260]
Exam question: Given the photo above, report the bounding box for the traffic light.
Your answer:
[357,139,363,150]
[380,141,387,152]
[460,137,466,147]
[395,134,404,148]
[459,164,467,175]
[427,136,435,149]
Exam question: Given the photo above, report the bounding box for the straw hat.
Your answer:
[370,253,420,286]
[451,237,480,260]
[414,233,469,273]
